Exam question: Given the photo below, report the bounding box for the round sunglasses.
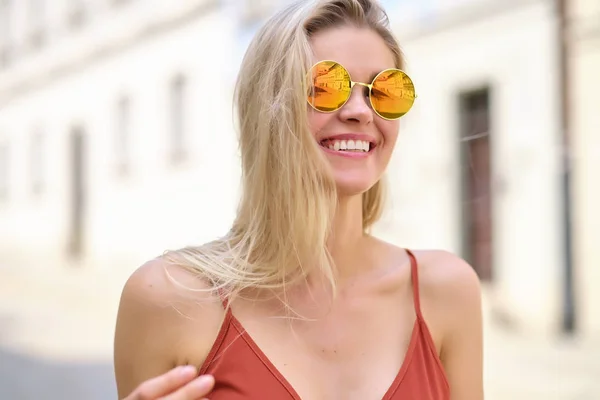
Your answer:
[306,60,417,120]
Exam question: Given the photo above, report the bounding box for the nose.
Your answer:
[338,84,373,125]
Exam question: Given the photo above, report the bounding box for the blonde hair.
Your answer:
[164,0,404,302]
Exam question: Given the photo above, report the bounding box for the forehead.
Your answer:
[310,26,396,80]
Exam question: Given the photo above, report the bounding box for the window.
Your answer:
[28,0,46,50]
[169,74,187,164]
[115,95,131,176]
[68,127,86,258]
[0,143,8,201]
[30,130,44,195]
[459,87,493,282]
[67,0,86,29]
[0,0,13,68]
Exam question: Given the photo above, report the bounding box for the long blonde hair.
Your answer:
[164,0,404,302]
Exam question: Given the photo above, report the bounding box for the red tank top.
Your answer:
[198,250,450,399]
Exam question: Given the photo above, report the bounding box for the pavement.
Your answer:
[0,348,115,400]
[0,268,599,400]
[484,327,600,399]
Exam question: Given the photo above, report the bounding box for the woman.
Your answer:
[114,0,484,399]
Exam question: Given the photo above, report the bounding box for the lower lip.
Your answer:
[320,146,373,159]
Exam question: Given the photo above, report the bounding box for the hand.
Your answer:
[123,366,215,400]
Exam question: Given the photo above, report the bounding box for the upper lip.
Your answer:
[318,133,378,146]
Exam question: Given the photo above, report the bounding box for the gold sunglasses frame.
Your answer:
[306,60,417,121]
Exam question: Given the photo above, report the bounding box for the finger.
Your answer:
[160,375,215,400]
[129,366,198,400]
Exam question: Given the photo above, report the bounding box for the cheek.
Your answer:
[308,109,335,138]
[378,120,400,149]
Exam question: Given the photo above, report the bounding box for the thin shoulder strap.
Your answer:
[405,249,423,319]
[217,287,230,311]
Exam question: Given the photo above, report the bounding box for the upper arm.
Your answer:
[113,261,178,398]
[113,258,223,399]
[437,254,484,400]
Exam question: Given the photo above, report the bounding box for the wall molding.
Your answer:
[571,12,600,51]
[393,0,553,42]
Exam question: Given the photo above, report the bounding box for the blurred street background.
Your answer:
[1,0,599,399]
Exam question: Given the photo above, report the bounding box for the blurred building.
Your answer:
[377,0,564,336]
[0,0,260,275]
[0,0,598,339]
[377,0,600,339]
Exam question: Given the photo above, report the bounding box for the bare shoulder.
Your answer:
[411,249,481,303]
[410,249,483,352]
[119,255,222,309]
[370,240,480,313]
[117,255,226,331]
[114,256,225,398]
[368,241,484,396]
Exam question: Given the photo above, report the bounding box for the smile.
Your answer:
[321,139,371,152]
[319,138,376,158]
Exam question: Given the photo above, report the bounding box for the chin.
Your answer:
[333,176,378,197]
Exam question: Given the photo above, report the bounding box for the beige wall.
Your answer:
[571,0,600,336]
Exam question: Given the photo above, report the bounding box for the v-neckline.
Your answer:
[229,312,421,400]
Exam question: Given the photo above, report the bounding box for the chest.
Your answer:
[198,313,450,400]
[218,297,417,400]
[253,325,416,399]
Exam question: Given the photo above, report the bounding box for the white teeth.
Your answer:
[326,140,371,152]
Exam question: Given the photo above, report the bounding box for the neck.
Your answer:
[328,194,364,250]
[323,194,371,282]
[280,194,379,309]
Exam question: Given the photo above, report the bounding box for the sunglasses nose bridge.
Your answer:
[344,81,374,117]
[348,81,373,102]
[351,81,372,90]
[348,81,373,104]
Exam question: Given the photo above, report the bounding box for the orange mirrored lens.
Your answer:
[370,69,416,119]
[307,61,351,112]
